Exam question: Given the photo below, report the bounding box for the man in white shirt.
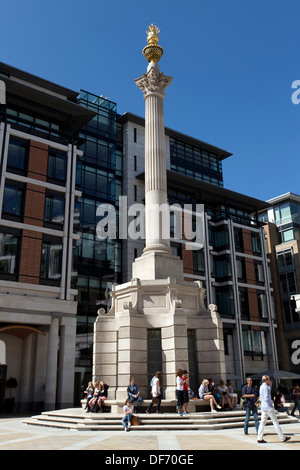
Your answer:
[257,375,291,443]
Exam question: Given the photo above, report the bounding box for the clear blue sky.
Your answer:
[2,0,300,202]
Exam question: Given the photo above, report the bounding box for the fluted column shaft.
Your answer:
[135,63,173,253]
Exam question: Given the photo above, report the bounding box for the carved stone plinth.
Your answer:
[94,278,226,400]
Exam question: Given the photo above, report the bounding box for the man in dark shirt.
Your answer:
[242,377,259,435]
[127,377,143,413]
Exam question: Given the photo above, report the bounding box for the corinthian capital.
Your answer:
[135,66,173,98]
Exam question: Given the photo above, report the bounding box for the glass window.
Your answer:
[47,149,67,182]
[242,329,267,355]
[277,249,294,272]
[239,288,250,319]
[0,233,20,275]
[279,202,292,224]
[76,275,108,316]
[80,198,97,227]
[193,250,205,273]
[234,228,243,251]
[251,233,262,254]
[6,106,62,138]
[254,262,264,283]
[44,193,65,225]
[282,229,294,242]
[213,226,229,249]
[82,233,95,259]
[257,293,268,318]
[291,203,300,224]
[258,211,268,223]
[98,143,108,163]
[40,239,62,284]
[287,272,297,294]
[236,258,246,280]
[279,272,297,298]
[214,286,234,316]
[2,184,23,216]
[7,137,29,173]
[214,256,231,279]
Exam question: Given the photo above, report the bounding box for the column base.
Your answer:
[132,250,184,281]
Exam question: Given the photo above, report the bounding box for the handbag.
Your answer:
[131,415,140,426]
[152,396,159,404]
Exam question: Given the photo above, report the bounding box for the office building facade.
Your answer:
[0,63,95,411]
[258,193,300,374]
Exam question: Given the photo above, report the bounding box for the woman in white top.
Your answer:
[146,371,162,414]
[199,379,222,412]
[122,398,133,431]
[176,368,185,416]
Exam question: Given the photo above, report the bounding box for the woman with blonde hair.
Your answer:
[198,379,222,412]
[96,381,109,412]
[84,381,94,412]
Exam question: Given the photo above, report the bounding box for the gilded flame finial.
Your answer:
[146,24,160,45]
[143,24,164,63]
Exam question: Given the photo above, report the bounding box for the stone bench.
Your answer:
[81,398,209,413]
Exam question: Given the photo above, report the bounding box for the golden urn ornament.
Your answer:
[143,24,164,63]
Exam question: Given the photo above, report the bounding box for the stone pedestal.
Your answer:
[94,277,226,400]
[132,250,184,281]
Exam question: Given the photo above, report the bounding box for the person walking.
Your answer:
[146,371,162,414]
[242,377,259,435]
[257,375,291,443]
[291,383,300,417]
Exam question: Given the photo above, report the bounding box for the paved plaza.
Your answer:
[0,414,299,451]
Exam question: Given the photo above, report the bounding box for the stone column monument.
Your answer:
[93,25,226,402]
[132,25,184,282]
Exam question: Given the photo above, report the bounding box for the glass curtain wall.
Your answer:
[169,137,224,187]
[75,91,122,377]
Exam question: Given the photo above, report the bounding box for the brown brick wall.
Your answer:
[27,140,48,181]
[19,230,42,284]
[182,245,194,281]
[242,229,260,328]
[182,212,195,281]
[19,140,48,284]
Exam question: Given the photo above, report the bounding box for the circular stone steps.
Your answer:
[23,408,299,431]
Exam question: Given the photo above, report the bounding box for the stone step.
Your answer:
[23,408,299,431]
